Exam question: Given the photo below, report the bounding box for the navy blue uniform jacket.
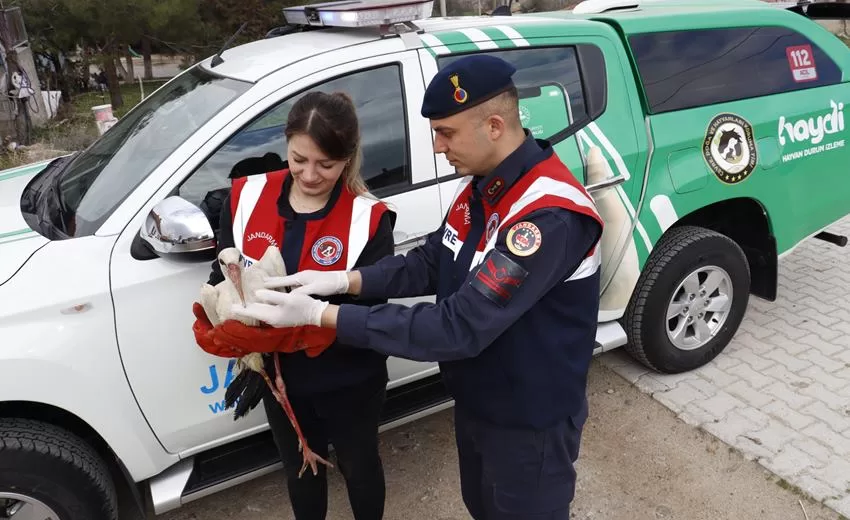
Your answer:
[336,135,604,429]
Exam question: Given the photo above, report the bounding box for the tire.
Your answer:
[0,418,118,520]
[623,225,751,374]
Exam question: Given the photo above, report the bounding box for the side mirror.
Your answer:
[139,196,216,255]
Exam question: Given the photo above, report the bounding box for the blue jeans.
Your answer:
[454,399,587,519]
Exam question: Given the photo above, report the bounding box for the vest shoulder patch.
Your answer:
[469,249,528,307]
[506,221,542,257]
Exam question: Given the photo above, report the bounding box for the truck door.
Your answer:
[416,26,647,321]
[108,50,442,454]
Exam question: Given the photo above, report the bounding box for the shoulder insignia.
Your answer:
[469,249,529,307]
[506,221,542,257]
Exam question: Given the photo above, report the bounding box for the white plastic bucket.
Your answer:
[91,104,117,135]
[91,104,114,122]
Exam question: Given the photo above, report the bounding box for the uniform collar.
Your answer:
[474,129,550,205]
[277,171,344,221]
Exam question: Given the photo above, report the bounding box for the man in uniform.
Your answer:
[233,54,604,519]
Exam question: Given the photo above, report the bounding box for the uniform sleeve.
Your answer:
[354,219,445,301]
[336,208,602,362]
[206,192,232,286]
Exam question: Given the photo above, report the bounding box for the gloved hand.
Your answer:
[264,270,349,297]
[193,302,252,358]
[193,302,317,357]
[212,319,297,354]
[230,290,329,328]
[289,325,338,358]
[192,302,223,354]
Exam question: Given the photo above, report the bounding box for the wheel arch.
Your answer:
[665,196,777,301]
[0,401,147,515]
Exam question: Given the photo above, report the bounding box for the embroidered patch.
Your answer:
[470,250,529,307]
[486,212,500,242]
[506,221,542,257]
[311,236,343,266]
[484,177,505,200]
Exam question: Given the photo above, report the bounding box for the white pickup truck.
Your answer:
[6,0,849,517]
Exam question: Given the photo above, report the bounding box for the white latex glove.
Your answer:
[264,270,349,297]
[230,290,329,328]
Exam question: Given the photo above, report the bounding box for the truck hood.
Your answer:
[0,161,53,286]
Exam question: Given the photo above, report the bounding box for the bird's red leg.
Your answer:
[260,353,332,477]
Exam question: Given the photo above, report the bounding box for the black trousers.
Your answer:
[262,373,387,520]
[453,399,588,520]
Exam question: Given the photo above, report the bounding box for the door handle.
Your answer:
[394,231,429,248]
[587,175,626,193]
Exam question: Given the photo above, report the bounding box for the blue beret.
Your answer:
[421,54,517,119]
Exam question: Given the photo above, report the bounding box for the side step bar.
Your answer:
[594,321,628,354]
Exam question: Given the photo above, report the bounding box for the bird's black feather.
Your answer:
[224,368,267,420]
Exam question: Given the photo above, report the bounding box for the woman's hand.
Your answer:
[231,290,330,328]
[264,270,352,296]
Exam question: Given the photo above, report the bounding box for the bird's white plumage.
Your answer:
[198,245,288,372]
[200,246,286,326]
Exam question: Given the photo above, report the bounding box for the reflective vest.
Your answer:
[229,169,392,359]
[230,169,391,272]
[438,151,603,300]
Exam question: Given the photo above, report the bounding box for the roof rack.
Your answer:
[281,0,433,31]
[572,0,641,14]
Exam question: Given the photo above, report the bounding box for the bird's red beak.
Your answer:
[227,263,246,306]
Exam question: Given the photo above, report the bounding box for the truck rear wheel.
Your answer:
[624,225,750,373]
[0,418,117,520]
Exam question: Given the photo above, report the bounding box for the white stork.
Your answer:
[199,245,333,477]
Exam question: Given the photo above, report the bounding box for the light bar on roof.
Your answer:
[283,0,434,27]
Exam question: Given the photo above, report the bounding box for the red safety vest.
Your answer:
[228,169,392,357]
[230,169,391,271]
[442,152,603,279]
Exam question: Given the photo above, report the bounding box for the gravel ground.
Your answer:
[153,358,842,520]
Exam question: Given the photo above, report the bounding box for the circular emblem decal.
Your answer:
[486,213,500,242]
[703,113,758,184]
[311,236,343,266]
[506,221,541,257]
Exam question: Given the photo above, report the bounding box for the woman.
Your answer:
[194,91,396,520]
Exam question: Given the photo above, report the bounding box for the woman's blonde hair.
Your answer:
[285,91,373,198]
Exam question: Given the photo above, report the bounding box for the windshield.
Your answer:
[51,66,251,237]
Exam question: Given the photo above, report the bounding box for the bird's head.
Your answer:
[218,247,247,306]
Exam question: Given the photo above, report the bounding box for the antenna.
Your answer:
[210,22,248,68]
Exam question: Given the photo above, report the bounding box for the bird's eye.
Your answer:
[218,259,224,265]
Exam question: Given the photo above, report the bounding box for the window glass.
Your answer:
[629,26,842,114]
[47,66,249,237]
[180,63,410,215]
[438,46,587,139]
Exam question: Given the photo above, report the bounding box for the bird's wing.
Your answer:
[199,284,221,326]
[256,245,286,279]
[216,282,259,326]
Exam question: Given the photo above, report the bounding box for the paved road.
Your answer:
[600,216,850,519]
[156,360,839,520]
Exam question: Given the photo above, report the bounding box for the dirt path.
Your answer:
[155,359,841,520]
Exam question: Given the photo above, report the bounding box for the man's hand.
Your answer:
[231,290,330,328]
[263,270,361,297]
